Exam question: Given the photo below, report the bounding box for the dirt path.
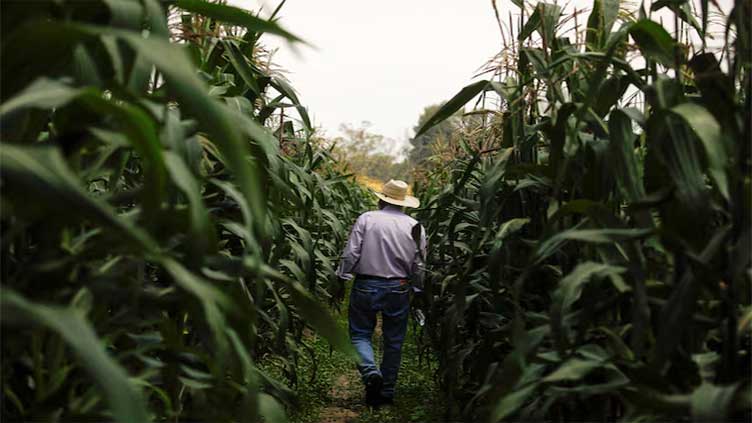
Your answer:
[285,301,441,423]
[315,320,382,423]
[316,371,361,423]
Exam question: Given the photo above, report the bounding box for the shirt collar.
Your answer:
[381,204,404,213]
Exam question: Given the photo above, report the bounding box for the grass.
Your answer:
[264,286,445,423]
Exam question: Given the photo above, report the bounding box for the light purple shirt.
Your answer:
[336,205,427,280]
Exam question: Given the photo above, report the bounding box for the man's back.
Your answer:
[337,204,426,280]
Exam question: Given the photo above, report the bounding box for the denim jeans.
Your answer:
[348,277,410,399]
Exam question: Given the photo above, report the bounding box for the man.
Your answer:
[336,179,427,407]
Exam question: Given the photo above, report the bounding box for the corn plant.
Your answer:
[415,0,750,421]
[1,1,366,422]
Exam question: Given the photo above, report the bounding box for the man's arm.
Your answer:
[420,225,427,262]
[336,214,366,280]
[410,223,428,290]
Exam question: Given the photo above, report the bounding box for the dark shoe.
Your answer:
[377,395,394,406]
[364,373,383,407]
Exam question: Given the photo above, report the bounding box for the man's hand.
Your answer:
[410,287,426,309]
[329,275,347,306]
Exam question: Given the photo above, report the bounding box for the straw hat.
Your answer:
[374,179,420,208]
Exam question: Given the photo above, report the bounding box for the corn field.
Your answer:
[0,0,750,422]
[414,0,751,421]
[1,1,369,421]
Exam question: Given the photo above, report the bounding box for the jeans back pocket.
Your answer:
[351,286,376,310]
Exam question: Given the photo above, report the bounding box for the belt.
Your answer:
[355,273,407,281]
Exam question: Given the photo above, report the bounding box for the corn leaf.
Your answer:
[1,289,150,423]
[175,0,306,44]
[415,80,489,137]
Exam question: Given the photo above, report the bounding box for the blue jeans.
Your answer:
[348,277,410,399]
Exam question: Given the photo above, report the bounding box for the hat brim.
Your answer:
[373,191,420,208]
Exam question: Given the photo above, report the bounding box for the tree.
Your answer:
[330,122,410,182]
[408,104,463,180]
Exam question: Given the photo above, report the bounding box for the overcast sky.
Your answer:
[228,0,733,153]
[229,0,504,149]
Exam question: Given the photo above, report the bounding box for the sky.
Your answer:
[227,0,734,154]
[229,0,505,151]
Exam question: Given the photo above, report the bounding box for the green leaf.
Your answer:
[175,0,306,44]
[480,147,515,223]
[258,393,288,423]
[495,218,530,243]
[552,262,626,318]
[102,35,126,82]
[160,258,233,356]
[518,6,541,41]
[262,266,358,360]
[652,227,729,368]
[226,328,260,420]
[692,352,720,382]
[114,28,269,239]
[629,20,676,67]
[586,0,620,50]
[490,383,538,422]
[517,3,561,44]
[100,101,167,216]
[542,358,602,383]
[550,262,626,349]
[608,109,645,201]
[669,102,729,200]
[1,289,150,423]
[0,144,158,252]
[415,80,489,137]
[0,78,90,117]
[179,376,212,389]
[163,151,215,254]
[690,382,740,422]
[102,0,144,29]
[1,77,168,216]
[211,178,252,228]
[72,44,103,86]
[594,75,629,117]
[271,77,312,132]
[142,0,169,36]
[535,228,653,264]
[1,20,90,99]
[652,0,703,37]
[223,40,261,95]
[538,3,562,44]
[738,305,752,336]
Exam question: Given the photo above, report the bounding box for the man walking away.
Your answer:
[336,179,427,407]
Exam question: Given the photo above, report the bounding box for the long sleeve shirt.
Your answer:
[336,205,427,280]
